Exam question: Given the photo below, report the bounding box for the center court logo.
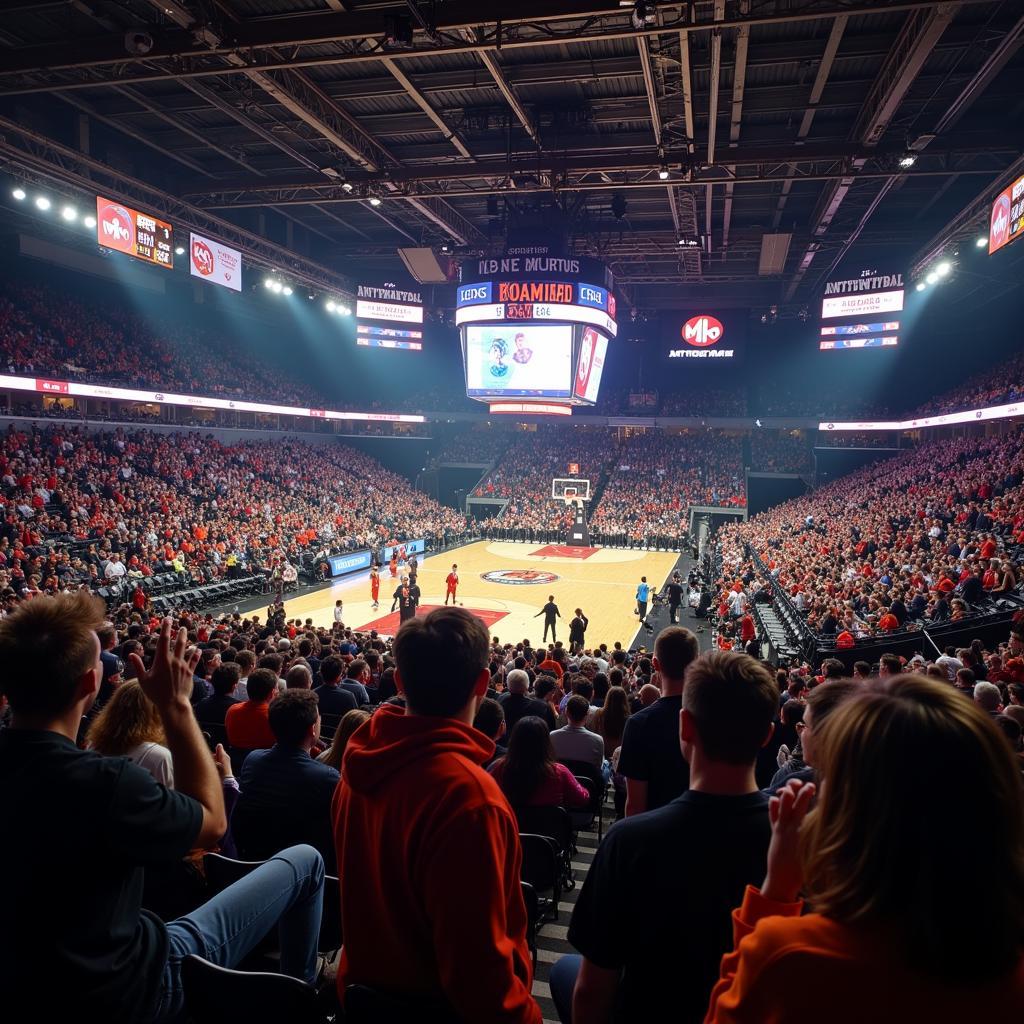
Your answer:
[481,569,560,586]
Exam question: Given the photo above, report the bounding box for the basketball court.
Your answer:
[280,539,679,650]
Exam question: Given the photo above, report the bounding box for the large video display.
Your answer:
[465,324,573,398]
[989,173,1024,256]
[573,327,608,403]
[819,271,903,351]
[95,196,173,269]
[356,283,424,351]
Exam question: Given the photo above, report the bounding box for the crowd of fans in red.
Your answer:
[0,424,466,607]
[717,429,1023,642]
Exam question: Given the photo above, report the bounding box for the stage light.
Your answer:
[61,206,77,221]
[926,271,938,285]
[84,215,96,228]
[272,281,283,294]
[264,278,274,289]
[12,187,25,201]
[326,300,336,312]
[341,182,354,193]
[898,154,916,169]
[282,285,293,296]
[935,261,951,277]
[916,281,926,291]
[35,196,51,211]
[174,245,185,255]
[976,236,988,248]
[658,167,669,181]
[369,197,382,207]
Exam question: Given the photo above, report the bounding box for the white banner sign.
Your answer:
[356,299,424,324]
[818,400,1024,432]
[820,289,904,320]
[189,233,242,292]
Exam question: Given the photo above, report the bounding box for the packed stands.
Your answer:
[0,424,468,610]
[715,428,1024,653]
[749,431,813,473]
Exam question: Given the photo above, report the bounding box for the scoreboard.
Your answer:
[95,196,174,269]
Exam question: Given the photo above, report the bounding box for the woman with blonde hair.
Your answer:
[317,707,370,772]
[86,680,173,787]
[589,684,630,759]
[706,673,1024,1022]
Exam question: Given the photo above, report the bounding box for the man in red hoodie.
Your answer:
[333,606,541,1024]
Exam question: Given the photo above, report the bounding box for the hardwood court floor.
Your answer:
[282,540,679,649]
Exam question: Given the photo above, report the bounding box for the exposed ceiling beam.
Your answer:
[379,57,474,159]
[773,14,847,230]
[721,1,750,257]
[0,1,998,91]
[458,28,541,149]
[705,0,725,251]
[785,3,958,300]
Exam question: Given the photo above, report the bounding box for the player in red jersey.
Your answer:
[369,565,380,609]
[388,552,398,578]
[445,564,459,605]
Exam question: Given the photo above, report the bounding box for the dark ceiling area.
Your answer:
[0,0,1021,309]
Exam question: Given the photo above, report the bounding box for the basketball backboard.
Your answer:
[551,477,591,502]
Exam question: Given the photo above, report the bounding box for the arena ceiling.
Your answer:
[0,0,1021,308]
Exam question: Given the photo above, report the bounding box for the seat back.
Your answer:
[518,833,560,893]
[514,804,573,854]
[181,954,318,1024]
[559,758,600,782]
[203,852,264,894]
[344,984,458,1024]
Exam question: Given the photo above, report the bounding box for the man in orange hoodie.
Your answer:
[333,606,541,1024]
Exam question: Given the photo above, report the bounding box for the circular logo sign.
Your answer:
[682,314,724,347]
[97,201,135,255]
[481,569,560,586]
[191,238,215,276]
[989,193,1011,251]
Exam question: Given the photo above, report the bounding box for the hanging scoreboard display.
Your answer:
[95,196,174,269]
[456,248,616,413]
[355,283,424,350]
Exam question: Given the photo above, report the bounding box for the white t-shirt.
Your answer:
[126,741,174,788]
[550,724,605,770]
[334,604,344,622]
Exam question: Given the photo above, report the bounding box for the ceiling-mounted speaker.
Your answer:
[398,247,450,284]
[124,30,154,56]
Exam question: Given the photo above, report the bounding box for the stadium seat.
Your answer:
[344,984,458,1023]
[518,832,562,922]
[181,954,321,1024]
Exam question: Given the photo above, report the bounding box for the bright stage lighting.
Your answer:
[84,215,96,228]
[916,281,926,292]
[61,206,77,221]
[326,300,336,312]
[282,286,293,296]
[976,236,988,248]
[369,197,382,207]
[264,278,273,289]
[174,245,185,255]
[35,196,51,211]
[936,261,951,277]
[12,188,26,201]
[926,272,938,285]
[658,168,669,180]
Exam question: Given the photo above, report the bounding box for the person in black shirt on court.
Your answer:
[535,596,561,643]
[665,573,685,624]
[617,626,698,816]
[549,649,777,1024]
[568,608,589,654]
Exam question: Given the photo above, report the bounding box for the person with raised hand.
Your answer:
[705,673,1024,1023]
[0,594,326,1021]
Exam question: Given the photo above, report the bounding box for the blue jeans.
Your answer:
[148,844,325,1022]
[549,953,582,1023]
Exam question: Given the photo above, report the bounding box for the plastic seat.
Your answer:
[181,953,320,1024]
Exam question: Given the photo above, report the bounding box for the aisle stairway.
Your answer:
[530,800,607,1022]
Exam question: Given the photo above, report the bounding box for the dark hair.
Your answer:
[592,672,609,704]
[258,653,282,675]
[576,679,594,702]
[806,679,859,727]
[880,653,902,675]
[956,667,976,688]
[683,651,777,764]
[473,697,505,740]
[0,591,105,718]
[534,676,557,701]
[286,663,313,689]
[493,716,556,805]
[246,667,278,703]
[320,655,343,684]
[853,660,871,677]
[566,694,590,724]
[347,658,368,680]
[821,658,845,680]
[654,626,699,680]
[211,663,240,697]
[393,607,489,716]
[780,699,806,726]
[268,689,319,745]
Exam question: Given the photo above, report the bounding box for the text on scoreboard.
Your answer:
[95,196,174,269]
[457,280,614,316]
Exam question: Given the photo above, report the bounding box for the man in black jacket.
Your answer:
[535,596,560,643]
[568,609,589,655]
[499,669,553,733]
